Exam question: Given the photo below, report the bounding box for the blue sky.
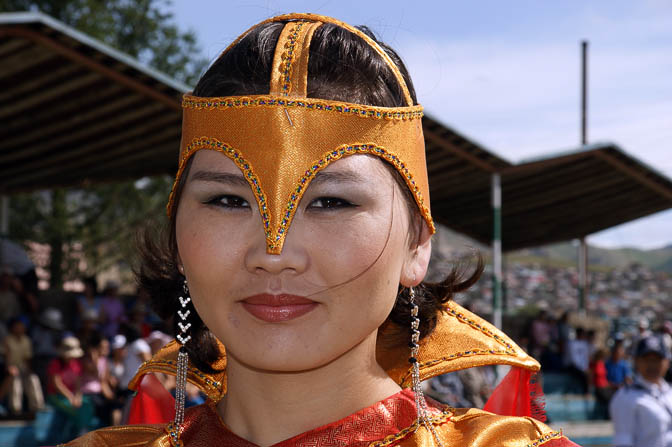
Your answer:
[170,1,672,249]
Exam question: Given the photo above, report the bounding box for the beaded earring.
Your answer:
[408,287,445,447]
[174,278,192,428]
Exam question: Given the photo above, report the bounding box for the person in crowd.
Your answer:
[568,327,591,394]
[589,348,611,419]
[100,281,126,339]
[76,309,102,350]
[108,334,126,391]
[557,311,572,367]
[606,340,633,388]
[118,325,151,397]
[456,367,493,409]
[108,334,128,426]
[0,267,23,324]
[2,317,44,415]
[610,335,672,447]
[80,332,116,426]
[76,277,101,331]
[630,318,652,357]
[426,372,471,408]
[530,310,552,360]
[46,336,95,437]
[31,307,65,394]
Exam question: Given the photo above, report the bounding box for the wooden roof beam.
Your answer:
[0,26,181,111]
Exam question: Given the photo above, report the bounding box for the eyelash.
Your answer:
[204,195,250,209]
[307,197,355,210]
[204,195,355,211]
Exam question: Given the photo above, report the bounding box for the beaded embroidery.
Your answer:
[166,421,183,447]
[169,138,435,253]
[276,143,435,249]
[181,95,424,120]
[167,137,274,247]
[369,407,452,447]
[445,304,515,351]
[526,430,563,447]
[280,22,305,96]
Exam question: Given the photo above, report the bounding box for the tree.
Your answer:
[1,0,206,287]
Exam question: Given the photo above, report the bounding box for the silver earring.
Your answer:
[175,278,192,428]
[409,287,445,447]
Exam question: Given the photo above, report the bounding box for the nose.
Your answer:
[244,225,309,276]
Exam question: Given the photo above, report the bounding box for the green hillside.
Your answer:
[435,225,672,272]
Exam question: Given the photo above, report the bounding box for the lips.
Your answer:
[241,294,318,322]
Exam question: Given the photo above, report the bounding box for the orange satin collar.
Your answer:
[166,14,434,254]
[129,302,540,400]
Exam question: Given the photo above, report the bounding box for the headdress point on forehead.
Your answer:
[168,13,435,254]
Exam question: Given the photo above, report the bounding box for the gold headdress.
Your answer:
[167,13,435,254]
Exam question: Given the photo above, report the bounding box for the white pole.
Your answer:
[492,173,503,329]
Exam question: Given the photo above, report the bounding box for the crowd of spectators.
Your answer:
[0,266,179,439]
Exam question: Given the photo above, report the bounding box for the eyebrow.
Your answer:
[189,169,367,187]
[310,170,367,186]
[189,170,249,186]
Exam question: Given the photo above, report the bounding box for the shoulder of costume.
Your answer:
[375,405,576,447]
[129,301,539,398]
[423,408,577,447]
[60,424,167,446]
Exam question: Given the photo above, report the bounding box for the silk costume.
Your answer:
[64,13,578,446]
[64,302,578,446]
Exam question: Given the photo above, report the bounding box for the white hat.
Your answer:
[111,334,127,350]
[59,336,84,359]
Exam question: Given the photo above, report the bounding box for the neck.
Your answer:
[218,330,401,447]
[640,374,663,386]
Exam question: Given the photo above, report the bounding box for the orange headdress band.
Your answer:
[167,13,435,254]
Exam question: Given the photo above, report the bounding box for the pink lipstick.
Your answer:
[241,294,318,322]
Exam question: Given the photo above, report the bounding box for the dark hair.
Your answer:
[138,21,482,373]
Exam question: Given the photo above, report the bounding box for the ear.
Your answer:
[400,222,432,287]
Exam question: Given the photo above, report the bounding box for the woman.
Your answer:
[68,13,577,446]
[47,336,95,440]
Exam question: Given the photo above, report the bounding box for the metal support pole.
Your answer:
[492,173,503,328]
[581,40,588,146]
[0,196,8,236]
[578,237,587,313]
[578,41,589,313]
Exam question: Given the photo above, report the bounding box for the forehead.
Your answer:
[188,150,394,183]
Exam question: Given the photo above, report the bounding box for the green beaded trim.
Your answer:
[399,348,517,387]
[368,407,452,447]
[170,137,273,247]
[527,430,563,447]
[166,421,183,447]
[279,21,305,96]
[445,305,515,351]
[274,143,434,252]
[170,139,435,253]
[182,96,424,120]
[152,359,223,391]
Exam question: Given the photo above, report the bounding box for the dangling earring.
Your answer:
[408,287,445,447]
[175,278,192,428]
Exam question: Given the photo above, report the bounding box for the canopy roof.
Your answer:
[432,142,672,250]
[0,11,186,191]
[2,12,671,250]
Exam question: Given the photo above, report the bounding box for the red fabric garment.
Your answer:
[128,373,175,424]
[544,438,581,447]
[175,388,444,447]
[591,360,609,388]
[46,358,82,395]
[483,367,546,421]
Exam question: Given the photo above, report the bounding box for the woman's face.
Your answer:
[176,150,430,372]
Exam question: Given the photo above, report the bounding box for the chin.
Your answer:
[229,344,342,373]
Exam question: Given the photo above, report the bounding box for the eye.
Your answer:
[204,195,250,209]
[308,197,355,210]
